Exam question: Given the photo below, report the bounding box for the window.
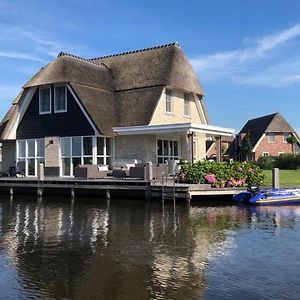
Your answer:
[16,139,45,176]
[39,87,51,114]
[184,93,191,117]
[278,152,284,156]
[60,136,114,176]
[262,152,269,156]
[268,133,275,143]
[157,139,180,163]
[54,86,67,113]
[165,89,172,113]
[283,133,289,143]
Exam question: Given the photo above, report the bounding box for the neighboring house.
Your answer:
[227,113,300,161]
[0,42,234,177]
[206,136,234,160]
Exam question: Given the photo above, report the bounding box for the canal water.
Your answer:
[1,196,300,300]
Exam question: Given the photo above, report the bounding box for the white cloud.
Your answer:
[191,22,300,87]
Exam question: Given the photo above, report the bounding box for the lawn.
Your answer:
[263,169,300,187]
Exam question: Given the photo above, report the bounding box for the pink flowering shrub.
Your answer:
[179,160,265,187]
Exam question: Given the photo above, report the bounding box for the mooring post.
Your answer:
[272,168,280,189]
[9,187,13,196]
[37,187,43,197]
[70,188,75,199]
[161,171,165,201]
[106,189,111,200]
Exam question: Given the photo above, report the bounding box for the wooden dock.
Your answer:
[0,177,244,200]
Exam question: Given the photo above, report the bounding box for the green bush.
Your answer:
[179,160,265,187]
[257,156,275,170]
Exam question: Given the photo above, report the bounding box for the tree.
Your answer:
[243,132,253,161]
[286,134,298,155]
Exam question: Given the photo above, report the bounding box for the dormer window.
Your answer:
[54,85,67,113]
[184,93,191,117]
[165,89,173,114]
[39,87,51,114]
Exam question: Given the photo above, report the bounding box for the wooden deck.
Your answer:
[0,177,244,200]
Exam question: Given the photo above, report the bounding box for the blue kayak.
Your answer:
[233,186,300,205]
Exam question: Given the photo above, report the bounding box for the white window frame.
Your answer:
[184,92,191,117]
[54,85,67,113]
[16,139,45,177]
[165,89,173,114]
[39,86,51,115]
[60,135,114,177]
[156,138,180,164]
[262,152,269,156]
[267,133,275,143]
[278,151,284,156]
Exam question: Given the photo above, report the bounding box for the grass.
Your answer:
[262,169,300,187]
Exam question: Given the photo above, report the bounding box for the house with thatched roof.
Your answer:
[0,42,234,177]
[227,112,300,161]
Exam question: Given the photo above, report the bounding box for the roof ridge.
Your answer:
[57,52,108,68]
[89,42,180,61]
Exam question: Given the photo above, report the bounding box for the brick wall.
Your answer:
[255,133,293,159]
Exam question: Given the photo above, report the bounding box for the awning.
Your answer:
[113,122,235,137]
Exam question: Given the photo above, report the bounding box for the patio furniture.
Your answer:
[74,165,109,179]
[129,166,145,179]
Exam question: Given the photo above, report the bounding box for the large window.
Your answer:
[165,89,173,113]
[157,139,180,164]
[39,87,51,114]
[184,93,191,117]
[54,85,67,113]
[17,139,45,176]
[61,136,114,176]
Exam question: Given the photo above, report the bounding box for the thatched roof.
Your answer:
[115,86,164,127]
[70,83,115,136]
[91,43,204,95]
[24,55,113,91]
[1,43,207,139]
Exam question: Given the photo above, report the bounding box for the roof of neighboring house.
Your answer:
[240,113,296,147]
[0,43,206,139]
[226,112,299,157]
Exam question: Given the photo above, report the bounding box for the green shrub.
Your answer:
[257,156,275,170]
[257,154,300,170]
[179,160,265,187]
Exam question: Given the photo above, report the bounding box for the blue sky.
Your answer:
[0,0,300,133]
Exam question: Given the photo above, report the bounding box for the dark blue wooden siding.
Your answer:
[16,86,96,139]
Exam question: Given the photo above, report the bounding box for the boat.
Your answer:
[233,186,300,205]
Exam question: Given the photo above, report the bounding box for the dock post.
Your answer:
[173,173,176,202]
[37,187,43,197]
[106,189,111,200]
[272,168,280,189]
[145,162,153,181]
[70,188,75,199]
[9,187,13,196]
[161,172,165,201]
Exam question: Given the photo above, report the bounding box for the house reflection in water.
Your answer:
[0,198,288,300]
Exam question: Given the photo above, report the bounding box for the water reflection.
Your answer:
[1,197,300,299]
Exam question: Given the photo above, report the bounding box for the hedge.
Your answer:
[257,154,300,170]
